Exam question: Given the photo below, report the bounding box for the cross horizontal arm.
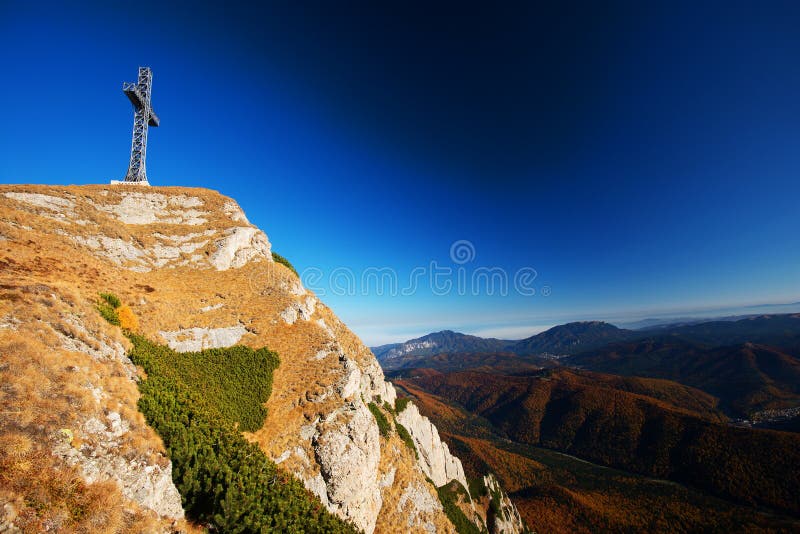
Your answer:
[123,83,159,127]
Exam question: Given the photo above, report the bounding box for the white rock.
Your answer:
[484,473,526,534]
[360,360,397,406]
[396,482,442,531]
[70,235,149,270]
[55,416,184,520]
[210,227,271,270]
[280,306,299,325]
[316,318,335,338]
[158,325,248,352]
[91,192,207,225]
[396,402,469,489]
[379,468,396,488]
[223,200,249,223]
[337,359,362,400]
[305,474,331,508]
[3,192,75,211]
[313,403,382,534]
[279,295,318,325]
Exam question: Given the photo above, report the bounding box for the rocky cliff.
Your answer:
[0,185,526,533]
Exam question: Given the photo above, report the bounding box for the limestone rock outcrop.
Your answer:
[159,325,249,352]
[209,226,272,271]
[485,473,526,534]
[396,402,469,489]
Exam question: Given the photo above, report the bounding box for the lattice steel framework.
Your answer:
[122,67,160,183]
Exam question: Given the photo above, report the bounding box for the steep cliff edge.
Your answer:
[0,185,526,533]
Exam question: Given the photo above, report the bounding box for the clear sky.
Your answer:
[2,1,800,345]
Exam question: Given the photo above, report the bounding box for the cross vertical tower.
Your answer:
[122,67,160,184]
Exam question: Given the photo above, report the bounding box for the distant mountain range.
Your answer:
[375,314,800,418]
[617,302,800,330]
[372,321,636,369]
[373,314,800,368]
[510,320,635,355]
[371,330,511,363]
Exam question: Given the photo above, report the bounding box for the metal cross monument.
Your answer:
[121,67,160,184]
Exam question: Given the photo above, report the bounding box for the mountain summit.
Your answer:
[509,321,633,355]
[372,322,634,368]
[0,185,525,533]
[373,330,511,365]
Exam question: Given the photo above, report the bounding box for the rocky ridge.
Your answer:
[0,185,526,533]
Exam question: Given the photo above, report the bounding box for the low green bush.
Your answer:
[127,334,356,533]
[272,252,298,277]
[395,397,411,414]
[436,481,483,534]
[395,422,418,460]
[367,402,391,438]
[467,477,488,499]
[97,292,120,326]
[127,334,278,431]
[99,292,121,308]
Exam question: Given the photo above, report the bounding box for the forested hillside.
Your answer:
[401,368,800,514]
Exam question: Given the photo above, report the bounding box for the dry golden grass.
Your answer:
[374,429,457,534]
[0,231,190,531]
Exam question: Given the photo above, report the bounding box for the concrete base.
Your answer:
[110,179,150,186]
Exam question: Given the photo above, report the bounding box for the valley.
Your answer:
[377,317,800,532]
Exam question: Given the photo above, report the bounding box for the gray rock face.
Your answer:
[210,226,272,270]
[13,192,272,272]
[360,359,398,406]
[158,325,248,352]
[70,235,149,270]
[49,314,185,521]
[396,402,468,489]
[3,191,75,212]
[90,191,207,225]
[396,482,441,534]
[223,200,249,223]
[313,402,382,534]
[484,473,526,534]
[279,295,319,325]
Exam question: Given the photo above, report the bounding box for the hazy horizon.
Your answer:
[362,299,800,346]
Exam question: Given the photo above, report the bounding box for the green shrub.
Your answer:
[99,292,121,308]
[128,335,278,432]
[488,484,502,515]
[395,397,411,414]
[127,334,356,533]
[272,252,298,277]
[97,304,120,326]
[395,422,418,460]
[97,292,121,326]
[436,481,483,534]
[367,402,391,438]
[467,477,487,499]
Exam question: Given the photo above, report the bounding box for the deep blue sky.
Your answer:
[2,1,800,344]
